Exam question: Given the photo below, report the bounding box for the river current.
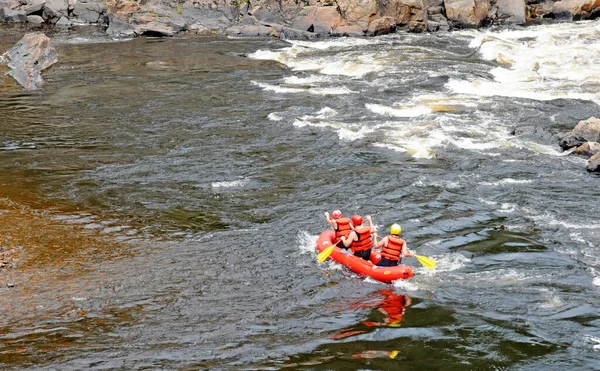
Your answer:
[0,21,599,370]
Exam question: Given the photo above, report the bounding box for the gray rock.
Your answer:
[23,0,45,15]
[42,0,67,23]
[180,5,237,32]
[3,32,58,90]
[134,21,176,37]
[26,14,43,22]
[72,0,106,24]
[280,26,320,39]
[106,15,136,36]
[187,22,210,34]
[493,0,526,24]
[0,7,27,22]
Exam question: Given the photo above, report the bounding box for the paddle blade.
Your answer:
[317,245,335,262]
[415,255,436,270]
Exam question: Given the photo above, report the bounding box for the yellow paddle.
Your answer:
[414,254,436,270]
[317,241,341,262]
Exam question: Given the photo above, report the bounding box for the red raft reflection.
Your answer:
[332,289,411,341]
[316,230,413,283]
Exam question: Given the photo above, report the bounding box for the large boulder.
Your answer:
[334,0,377,28]
[559,117,600,150]
[492,0,526,24]
[23,0,45,15]
[444,0,489,27]
[42,0,68,23]
[3,32,58,91]
[72,0,108,24]
[0,7,27,22]
[290,6,342,35]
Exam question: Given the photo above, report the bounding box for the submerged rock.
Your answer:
[2,32,58,91]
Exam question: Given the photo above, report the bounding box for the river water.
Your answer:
[1,21,599,370]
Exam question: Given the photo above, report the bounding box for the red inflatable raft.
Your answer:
[316,230,414,283]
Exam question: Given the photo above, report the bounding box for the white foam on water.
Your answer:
[538,288,564,309]
[570,232,595,247]
[478,197,498,206]
[267,112,283,121]
[297,231,318,255]
[372,119,451,159]
[531,212,600,230]
[253,81,305,94]
[392,278,420,291]
[288,37,380,51]
[497,203,517,213]
[479,178,534,186]
[366,103,432,118]
[310,86,357,95]
[318,56,383,77]
[283,75,332,85]
[337,126,375,141]
[466,268,529,285]
[425,253,470,273]
[453,22,600,104]
[249,39,385,78]
[583,334,600,351]
[248,49,288,63]
[253,81,355,95]
[292,107,374,141]
[211,178,249,189]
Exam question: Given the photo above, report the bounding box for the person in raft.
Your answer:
[324,209,353,245]
[373,223,414,267]
[340,215,374,261]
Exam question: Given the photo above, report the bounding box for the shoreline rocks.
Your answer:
[0,0,599,39]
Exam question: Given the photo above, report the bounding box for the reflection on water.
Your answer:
[332,289,410,340]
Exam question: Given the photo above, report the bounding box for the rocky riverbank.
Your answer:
[1,0,600,39]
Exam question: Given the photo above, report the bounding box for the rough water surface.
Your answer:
[0,22,599,370]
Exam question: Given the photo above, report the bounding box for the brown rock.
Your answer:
[3,32,58,91]
[586,152,600,172]
[366,16,396,35]
[551,0,600,20]
[444,0,489,27]
[559,117,600,150]
[572,141,600,157]
[290,6,342,34]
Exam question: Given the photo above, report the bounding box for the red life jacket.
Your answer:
[334,217,352,243]
[381,235,405,261]
[351,225,372,252]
